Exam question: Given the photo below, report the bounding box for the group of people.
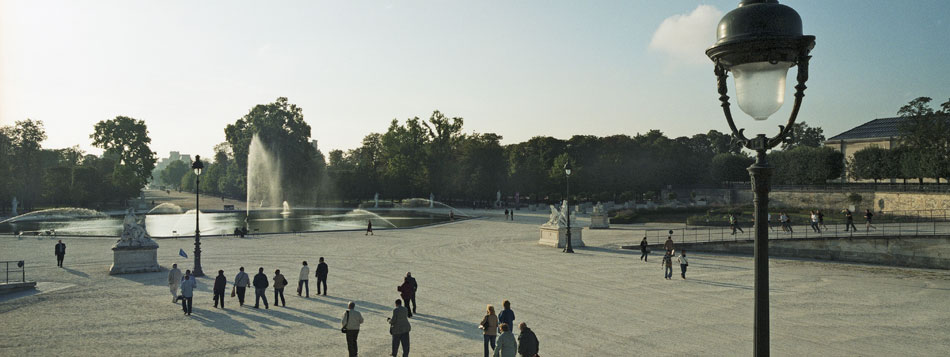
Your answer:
[479,300,539,357]
[503,209,515,221]
[639,236,689,280]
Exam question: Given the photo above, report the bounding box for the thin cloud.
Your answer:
[649,5,723,66]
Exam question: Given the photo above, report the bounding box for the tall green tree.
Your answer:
[90,116,157,198]
[897,96,950,183]
[160,160,190,189]
[782,121,826,150]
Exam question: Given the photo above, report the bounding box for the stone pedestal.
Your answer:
[538,226,585,248]
[590,213,610,229]
[109,246,161,275]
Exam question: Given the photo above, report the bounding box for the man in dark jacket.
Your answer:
[253,267,269,309]
[213,270,227,308]
[316,257,329,296]
[639,237,649,262]
[54,240,66,267]
[517,322,539,357]
[404,272,418,314]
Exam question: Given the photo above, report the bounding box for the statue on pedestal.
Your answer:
[109,208,160,275]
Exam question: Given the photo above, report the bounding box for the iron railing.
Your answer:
[2,260,26,284]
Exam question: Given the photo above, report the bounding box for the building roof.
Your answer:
[826,117,906,142]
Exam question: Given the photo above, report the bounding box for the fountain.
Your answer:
[147,202,183,214]
[346,209,397,228]
[374,192,379,208]
[11,197,17,216]
[281,201,291,216]
[0,207,107,224]
[246,133,283,214]
[429,193,434,208]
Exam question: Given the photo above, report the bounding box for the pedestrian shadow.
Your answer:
[410,314,481,341]
[266,306,333,329]
[62,267,90,279]
[226,306,290,330]
[580,246,635,256]
[688,278,783,292]
[190,308,254,337]
[321,295,390,314]
[113,270,166,287]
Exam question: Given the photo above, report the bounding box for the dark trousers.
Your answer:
[274,288,285,306]
[665,265,672,279]
[56,254,64,267]
[391,332,410,357]
[483,334,496,357]
[181,296,193,314]
[680,264,688,278]
[298,280,309,297]
[845,220,857,231]
[640,250,648,261]
[406,296,416,313]
[255,288,268,307]
[317,277,327,295]
[345,329,360,357]
[213,291,225,308]
[236,287,246,305]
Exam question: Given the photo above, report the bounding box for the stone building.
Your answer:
[823,117,904,182]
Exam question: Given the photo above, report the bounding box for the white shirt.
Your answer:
[342,309,364,330]
[299,265,310,281]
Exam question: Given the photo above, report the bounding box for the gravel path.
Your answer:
[1,216,948,356]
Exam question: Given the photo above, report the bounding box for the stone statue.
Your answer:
[543,201,569,227]
[592,202,605,214]
[114,208,158,249]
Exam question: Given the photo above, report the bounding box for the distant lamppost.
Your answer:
[191,156,205,277]
[563,161,574,253]
[705,1,814,355]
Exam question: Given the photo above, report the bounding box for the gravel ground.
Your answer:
[1,214,948,356]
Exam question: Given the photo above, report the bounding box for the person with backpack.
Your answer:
[273,269,288,307]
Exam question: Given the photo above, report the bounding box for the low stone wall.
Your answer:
[638,236,950,270]
[723,189,949,216]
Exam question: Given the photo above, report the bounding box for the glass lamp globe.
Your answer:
[732,61,793,121]
[193,167,202,176]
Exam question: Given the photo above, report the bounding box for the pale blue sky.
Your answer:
[2,0,948,159]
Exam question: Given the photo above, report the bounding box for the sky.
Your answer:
[2,0,948,160]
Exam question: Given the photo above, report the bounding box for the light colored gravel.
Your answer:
[1,215,948,356]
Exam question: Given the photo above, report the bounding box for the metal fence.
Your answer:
[641,211,950,245]
[2,260,26,284]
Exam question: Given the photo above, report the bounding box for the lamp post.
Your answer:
[705,1,814,355]
[191,156,204,277]
[563,161,574,253]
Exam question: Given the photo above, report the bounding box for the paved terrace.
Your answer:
[1,213,948,356]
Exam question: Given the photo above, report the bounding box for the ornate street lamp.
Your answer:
[191,155,204,276]
[563,161,574,253]
[705,1,814,355]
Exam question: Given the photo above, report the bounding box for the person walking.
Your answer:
[342,301,364,357]
[398,276,416,318]
[729,214,744,234]
[253,267,269,309]
[180,270,196,316]
[517,322,539,357]
[509,210,514,221]
[234,267,250,306]
[865,209,876,231]
[498,300,515,332]
[639,237,649,262]
[405,272,418,314]
[782,212,793,233]
[273,269,288,307]
[504,209,509,220]
[168,263,183,303]
[818,210,827,231]
[213,269,227,308]
[663,235,674,252]
[366,220,373,236]
[493,323,518,357]
[388,299,411,357]
[316,257,328,296]
[662,250,673,280]
[678,250,689,279]
[844,209,857,232]
[779,213,788,233]
[767,213,775,232]
[298,261,310,297]
[54,240,66,267]
[810,211,820,233]
[480,305,499,357]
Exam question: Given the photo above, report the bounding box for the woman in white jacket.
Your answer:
[678,250,689,279]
